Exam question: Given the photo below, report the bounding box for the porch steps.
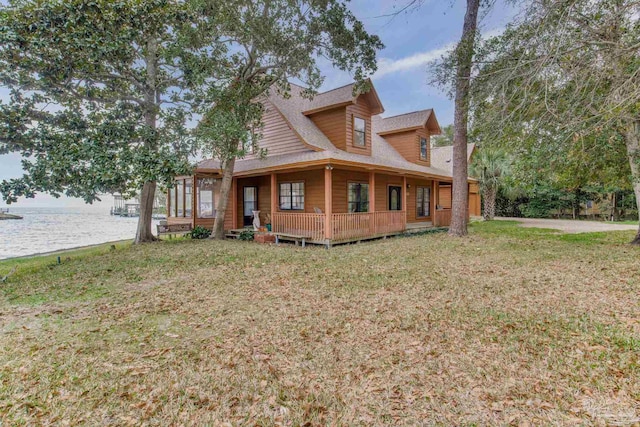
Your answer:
[225,228,251,239]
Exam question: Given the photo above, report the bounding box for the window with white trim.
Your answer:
[279,182,304,210]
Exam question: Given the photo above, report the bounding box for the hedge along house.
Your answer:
[167,80,480,245]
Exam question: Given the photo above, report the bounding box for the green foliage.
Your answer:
[238,230,254,241]
[189,226,211,240]
[469,0,640,226]
[0,0,197,204]
[188,0,384,162]
[431,124,454,147]
[470,148,510,193]
[184,0,383,237]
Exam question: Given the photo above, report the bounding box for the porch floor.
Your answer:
[405,221,434,233]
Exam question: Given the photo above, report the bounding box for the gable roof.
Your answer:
[430,143,476,174]
[299,81,384,116]
[197,81,473,182]
[377,109,441,136]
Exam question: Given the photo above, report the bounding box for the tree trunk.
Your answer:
[135,181,157,243]
[483,185,496,220]
[449,0,480,237]
[211,157,236,240]
[625,119,640,245]
[134,37,159,244]
[610,192,616,222]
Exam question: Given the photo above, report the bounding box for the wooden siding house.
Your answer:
[167,81,479,245]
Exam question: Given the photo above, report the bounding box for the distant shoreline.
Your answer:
[0,238,134,262]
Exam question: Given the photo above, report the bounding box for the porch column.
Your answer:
[324,166,333,240]
[192,175,197,224]
[434,181,440,226]
[369,171,376,235]
[402,175,408,229]
[231,177,238,229]
[270,173,277,219]
[368,171,376,212]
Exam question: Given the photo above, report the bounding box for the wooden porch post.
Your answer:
[270,173,277,229]
[368,171,376,212]
[369,171,376,235]
[324,166,333,242]
[434,180,440,226]
[192,175,197,226]
[231,177,238,229]
[402,175,408,229]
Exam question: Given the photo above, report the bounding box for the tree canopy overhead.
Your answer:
[0,0,200,242]
[471,0,640,242]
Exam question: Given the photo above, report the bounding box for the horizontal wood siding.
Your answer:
[332,169,369,213]
[434,209,452,227]
[244,100,312,159]
[308,107,347,150]
[381,128,430,166]
[416,128,431,167]
[469,193,481,216]
[224,199,233,230]
[276,169,325,213]
[374,173,403,211]
[346,96,372,156]
[406,178,434,223]
[439,184,452,209]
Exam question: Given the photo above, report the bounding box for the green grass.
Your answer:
[1,223,639,426]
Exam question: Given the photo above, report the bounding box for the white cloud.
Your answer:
[374,44,453,79]
[373,26,505,80]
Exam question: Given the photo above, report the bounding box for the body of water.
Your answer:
[0,207,159,260]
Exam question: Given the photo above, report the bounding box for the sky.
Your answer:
[0,0,518,208]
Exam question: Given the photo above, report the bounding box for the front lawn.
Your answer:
[1,222,639,425]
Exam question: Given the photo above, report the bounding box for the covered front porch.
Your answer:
[167,162,454,245]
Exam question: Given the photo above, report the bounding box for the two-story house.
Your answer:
[166,81,480,245]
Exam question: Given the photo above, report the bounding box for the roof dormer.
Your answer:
[377,109,441,166]
[303,81,384,155]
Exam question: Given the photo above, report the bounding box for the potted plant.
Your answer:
[264,213,272,232]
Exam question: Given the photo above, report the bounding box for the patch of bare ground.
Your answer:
[0,222,638,425]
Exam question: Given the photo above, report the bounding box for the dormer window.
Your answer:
[420,137,428,160]
[353,117,366,147]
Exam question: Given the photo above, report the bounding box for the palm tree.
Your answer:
[470,148,510,220]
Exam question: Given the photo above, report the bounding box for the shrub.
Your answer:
[238,230,254,241]
[189,226,211,239]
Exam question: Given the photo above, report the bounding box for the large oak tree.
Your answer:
[0,0,199,243]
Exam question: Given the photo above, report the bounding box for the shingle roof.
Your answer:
[196,82,470,181]
[298,83,356,113]
[377,110,434,134]
[430,144,476,174]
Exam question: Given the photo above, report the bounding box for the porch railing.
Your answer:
[272,212,325,242]
[374,211,406,235]
[434,208,452,227]
[332,211,406,241]
[271,211,408,242]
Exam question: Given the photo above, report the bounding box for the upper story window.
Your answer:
[353,117,366,147]
[420,137,428,160]
[242,132,255,154]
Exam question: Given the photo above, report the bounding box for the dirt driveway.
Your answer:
[496,217,638,233]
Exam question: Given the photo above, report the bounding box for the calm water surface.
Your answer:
[0,207,159,260]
